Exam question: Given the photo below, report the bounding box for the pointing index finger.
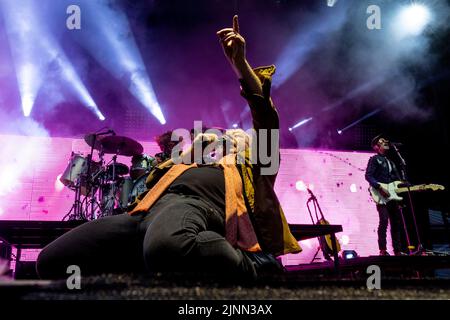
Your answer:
[233,15,239,34]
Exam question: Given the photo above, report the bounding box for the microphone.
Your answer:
[389,142,403,147]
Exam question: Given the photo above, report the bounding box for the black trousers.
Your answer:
[376,202,403,253]
[36,193,255,279]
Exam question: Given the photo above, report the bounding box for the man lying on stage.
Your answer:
[36,16,301,280]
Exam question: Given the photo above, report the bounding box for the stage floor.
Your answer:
[1,255,450,300]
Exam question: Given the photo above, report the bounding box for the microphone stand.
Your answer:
[391,144,424,255]
[306,189,335,263]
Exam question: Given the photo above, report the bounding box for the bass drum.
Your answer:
[118,173,149,210]
[118,176,134,210]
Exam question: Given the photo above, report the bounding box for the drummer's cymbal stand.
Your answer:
[98,154,121,218]
[62,177,86,221]
[63,171,102,221]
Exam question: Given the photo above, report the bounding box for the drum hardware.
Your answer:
[106,162,129,177]
[96,135,143,157]
[98,154,122,217]
[59,152,101,196]
[115,172,151,214]
[62,175,85,221]
[62,130,148,220]
[83,129,114,220]
[118,176,133,210]
[61,152,101,221]
[63,129,116,221]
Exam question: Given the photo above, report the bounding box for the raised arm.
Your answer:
[217,15,263,96]
[218,17,280,176]
[217,16,278,131]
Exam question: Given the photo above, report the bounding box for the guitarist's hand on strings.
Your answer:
[379,187,390,198]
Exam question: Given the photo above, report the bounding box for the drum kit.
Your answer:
[61,130,157,221]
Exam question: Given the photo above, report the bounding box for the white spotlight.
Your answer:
[327,0,338,7]
[396,4,431,37]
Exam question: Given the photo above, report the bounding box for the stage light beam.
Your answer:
[78,1,166,125]
[290,117,313,132]
[129,72,166,124]
[336,109,381,135]
[54,54,105,121]
[1,0,51,118]
[1,0,102,120]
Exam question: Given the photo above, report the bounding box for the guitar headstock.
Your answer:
[425,184,445,191]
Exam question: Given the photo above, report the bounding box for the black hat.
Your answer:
[371,134,386,147]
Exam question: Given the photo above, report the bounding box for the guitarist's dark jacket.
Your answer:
[365,154,401,189]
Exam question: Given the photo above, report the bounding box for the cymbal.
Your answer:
[106,162,129,176]
[84,133,103,150]
[99,136,143,156]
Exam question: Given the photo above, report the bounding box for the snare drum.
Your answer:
[60,153,100,195]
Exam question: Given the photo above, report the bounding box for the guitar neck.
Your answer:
[395,185,426,194]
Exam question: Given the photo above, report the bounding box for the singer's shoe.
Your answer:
[379,250,390,256]
[243,251,285,276]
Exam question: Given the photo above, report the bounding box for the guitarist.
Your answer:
[365,134,406,256]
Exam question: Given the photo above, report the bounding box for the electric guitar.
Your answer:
[369,181,445,204]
